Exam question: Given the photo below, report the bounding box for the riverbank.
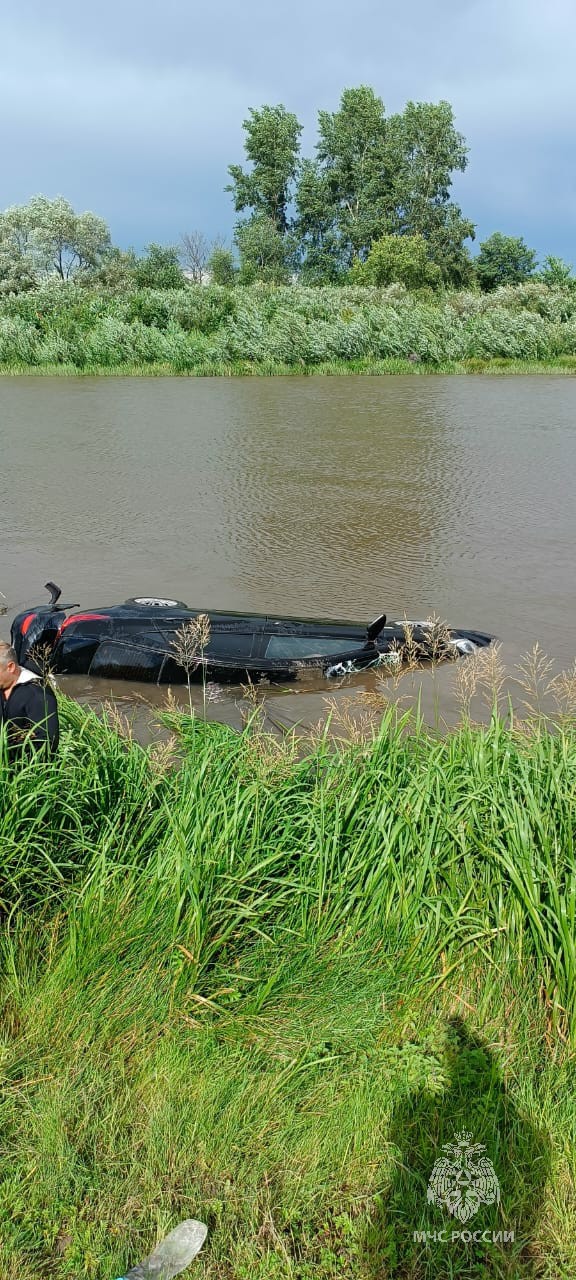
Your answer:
[1,696,575,1278]
[2,355,576,376]
[2,281,576,375]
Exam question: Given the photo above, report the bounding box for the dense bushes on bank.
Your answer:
[2,280,576,371]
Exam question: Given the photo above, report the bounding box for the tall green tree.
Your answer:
[226,104,303,234]
[294,88,473,283]
[296,86,390,275]
[294,161,346,282]
[385,102,468,234]
[475,233,537,290]
[385,101,474,283]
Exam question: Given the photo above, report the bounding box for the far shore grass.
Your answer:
[2,355,576,377]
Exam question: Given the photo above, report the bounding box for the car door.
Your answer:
[204,615,265,669]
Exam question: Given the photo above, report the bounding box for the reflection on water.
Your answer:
[1,375,575,734]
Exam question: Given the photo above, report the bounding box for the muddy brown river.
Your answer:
[1,375,574,736]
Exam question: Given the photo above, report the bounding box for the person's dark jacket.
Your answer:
[0,672,59,760]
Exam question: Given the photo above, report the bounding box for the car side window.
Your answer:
[264,636,365,659]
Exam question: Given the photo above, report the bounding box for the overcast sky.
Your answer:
[1,0,574,262]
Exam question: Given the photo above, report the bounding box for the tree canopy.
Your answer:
[207,246,236,286]
[0,195,111,286]
[354,234,442,289]
[476,233,537,291]
[539,255,574,287]
[236,215,290,284]
[0,93,568,298]
[133,244,184,289]
[227,104,303,235]
[226,87,475,286]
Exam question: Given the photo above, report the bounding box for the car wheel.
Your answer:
[123,596,189,609]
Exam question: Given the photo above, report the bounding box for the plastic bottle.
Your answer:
[115,1219,208,1280]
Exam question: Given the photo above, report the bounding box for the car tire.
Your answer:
[123,596,189,609]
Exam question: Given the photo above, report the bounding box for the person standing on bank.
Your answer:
[0,641,59,759]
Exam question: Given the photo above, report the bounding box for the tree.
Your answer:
[475,233,537,290]
[0,195,110,282]
[0,203,36,258]
[423,204,475,288]
[354,233,442,289]
[294,88,473,284]
[227,104,303,234]
[26,195,110,278]
[0,246,37,295]
[539,255,574,287]
[133,244,184,289]
[0,205,38,293]
[235,215,290,284]
[207,246,236,286]
[385,102,468,233]
[294,161,347,282]
[180,230,210,283]
[385,101,473,283]
[296,86,390,273]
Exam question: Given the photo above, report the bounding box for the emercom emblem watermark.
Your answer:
[413,1130,514,1246]
[428,1130,500,1221]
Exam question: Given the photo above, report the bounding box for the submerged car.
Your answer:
[11,583,492,685]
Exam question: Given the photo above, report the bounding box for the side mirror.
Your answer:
[366,612,387,643]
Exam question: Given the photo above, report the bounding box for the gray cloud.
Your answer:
[1,0,574,259]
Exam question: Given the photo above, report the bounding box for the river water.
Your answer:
[1,375,574,734]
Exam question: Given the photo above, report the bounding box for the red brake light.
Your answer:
[57,612,108,638]
[20,612,37,636]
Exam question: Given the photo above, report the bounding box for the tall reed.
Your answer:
[2,685,576,1276]
[2,684,576,1039]
[2,281,576,371]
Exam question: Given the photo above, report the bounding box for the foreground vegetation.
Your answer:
[3,280,576,375]
[1,658,576,1278]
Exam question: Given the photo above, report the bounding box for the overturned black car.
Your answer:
[11,583,492,685]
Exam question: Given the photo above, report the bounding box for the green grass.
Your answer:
[2,357,576,377]
[1,698,576,1278]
